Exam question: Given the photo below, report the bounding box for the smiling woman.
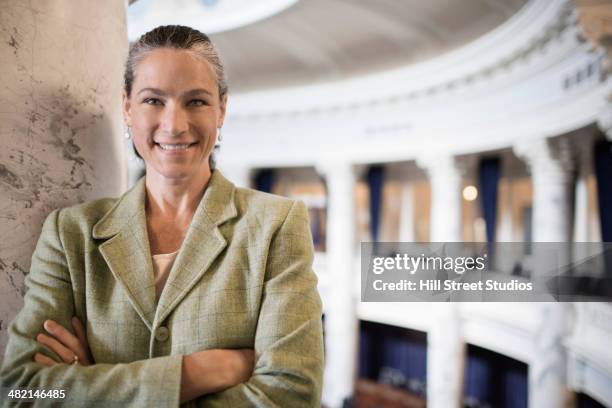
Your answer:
[0,25,324,407]
[126,47,223,185]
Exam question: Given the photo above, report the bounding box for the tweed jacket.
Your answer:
[1,170,324,407]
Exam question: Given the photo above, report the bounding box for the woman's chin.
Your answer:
[148,163,209,181]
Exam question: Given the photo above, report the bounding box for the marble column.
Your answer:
[427,304,463,408]
[514,137,573,408]
[418,154,463,408]
[514,138,575,242]
[573,134,600,243]
[317,162,360,408]
[529,302,569,408]
[0,1,128,361]
[398,183,415,242]
[419,155,463,242]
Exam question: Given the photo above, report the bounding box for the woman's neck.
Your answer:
[144,168,212,221]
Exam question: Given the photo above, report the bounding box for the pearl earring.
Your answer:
[217,128,223,142]
[124,126,131,139]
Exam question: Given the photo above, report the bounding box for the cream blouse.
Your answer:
[151,250,178,303]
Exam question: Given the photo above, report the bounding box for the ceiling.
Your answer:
[128,0,298,39]
[129,0,529,93]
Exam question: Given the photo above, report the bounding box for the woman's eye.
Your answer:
[188,99,208,107]
[143,98,162,105]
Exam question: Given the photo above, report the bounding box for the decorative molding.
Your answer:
[220,0,608,168]
[513,136,576,177]
[576,0,612,77]
[230,0,578,121]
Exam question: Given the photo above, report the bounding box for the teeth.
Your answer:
[158,143,191,150]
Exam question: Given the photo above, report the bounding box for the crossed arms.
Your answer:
[0,201,324,407]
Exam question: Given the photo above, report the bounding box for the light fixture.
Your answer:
[463,185,478,201]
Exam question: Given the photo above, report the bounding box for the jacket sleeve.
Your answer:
[0,209,183,408]
[196,200,325,408]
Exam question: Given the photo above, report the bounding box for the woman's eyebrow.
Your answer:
[136,88,212,97]
[182,89,212,97]
[137,87,165,96]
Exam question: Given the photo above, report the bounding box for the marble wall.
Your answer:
[0,1,128,362]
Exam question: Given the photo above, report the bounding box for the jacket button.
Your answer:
[155,326,169,342]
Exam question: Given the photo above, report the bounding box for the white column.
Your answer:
[0,1,127,362]
[317,162,360,408]
[573,165,589,243]
[427,304,463,408]
[219,164,252,188]
[514,138,574,242]
[398,183,415,242]
[419,155,463,242]
[514,137,573,408]
[530,303,568,408]
[418,154,463,408]
[572,135,601,243]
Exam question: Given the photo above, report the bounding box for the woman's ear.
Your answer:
[217,94,228,128]
[122,90,132,125]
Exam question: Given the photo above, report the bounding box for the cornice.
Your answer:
[228,0,582,121]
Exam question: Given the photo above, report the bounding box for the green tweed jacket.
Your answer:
[1,170,324,407]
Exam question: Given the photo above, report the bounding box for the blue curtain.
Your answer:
[595,139,612,279]
[358,321,427,396]
[310,210,321,248]
[254,169,275,193]
[358,327,372,378]
[595,139,612,242]
[464,344,528,408]
[478,157,501,245]
[367,166,385,242]
[503,368,528,408]
[464,354,491,404]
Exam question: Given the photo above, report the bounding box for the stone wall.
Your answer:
[0,1,128,362]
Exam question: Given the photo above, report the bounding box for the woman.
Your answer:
[1,25,324,407]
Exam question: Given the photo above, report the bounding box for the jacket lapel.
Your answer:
[154,170,237,325]
[92,177,157,330]
[92,171,238,329]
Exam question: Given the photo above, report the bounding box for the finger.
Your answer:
[71,317,92,365]
[71,317,87,345]
[34,352,58,367]
[36,333,75,364]
[44,320,82,356]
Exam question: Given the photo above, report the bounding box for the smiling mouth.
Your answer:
[155,142,197,151]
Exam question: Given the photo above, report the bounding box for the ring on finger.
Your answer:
[72,354,79,365]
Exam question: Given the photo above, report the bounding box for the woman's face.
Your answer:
[123,48,227,181]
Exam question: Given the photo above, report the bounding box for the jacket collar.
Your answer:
[92,170,237,239]
[92,170,238,330]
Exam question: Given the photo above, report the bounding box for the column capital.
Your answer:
[416,153,458,174]
[513,136,575,177]
[576,0,612,77]
[315,161,366,181]
[515,137,575,242]
[417,153,476,178]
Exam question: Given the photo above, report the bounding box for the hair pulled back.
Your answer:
[124,25,228,99]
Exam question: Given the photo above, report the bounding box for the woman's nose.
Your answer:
[160,103,188,136]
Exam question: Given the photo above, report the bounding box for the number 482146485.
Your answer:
[7,389,66,399]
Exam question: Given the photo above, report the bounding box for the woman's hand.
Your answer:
[180,348,254,403]
[33,317,94,367]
